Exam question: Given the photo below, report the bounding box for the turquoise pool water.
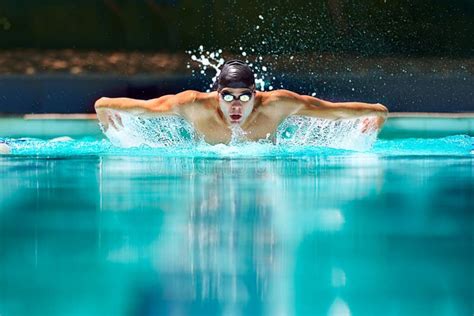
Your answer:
[0,120,473,316]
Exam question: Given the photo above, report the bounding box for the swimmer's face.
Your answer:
[218,87,255,125]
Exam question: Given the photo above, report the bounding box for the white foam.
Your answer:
[229,124,249,145]
[102,111,378,151]
[276,115,378,151]
[50,136,73,142]
[103,111,195,148]
[0,143,11,154]
[328,297,351,316]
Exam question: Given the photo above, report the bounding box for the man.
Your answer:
[95,60,388,144]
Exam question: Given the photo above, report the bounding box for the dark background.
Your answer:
[0,0,473,113]
[1,0,473,55]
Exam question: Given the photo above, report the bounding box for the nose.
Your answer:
[231,102,242,112]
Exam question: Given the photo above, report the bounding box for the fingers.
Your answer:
[108,112,124,130]
[108,113,117,130]
[96,109,124,132]
[115,113,124,128]
[375,115,386,128]
[96,109,110,131]
[361,118,370,133]
[361,117,378,134]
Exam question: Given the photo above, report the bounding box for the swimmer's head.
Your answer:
[215,60,256,126]
[214,60,255,91]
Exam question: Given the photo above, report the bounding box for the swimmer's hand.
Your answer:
[95,96,153,132]
[361,115,386,134]
[94,92,203,131]
[96,108,124,131]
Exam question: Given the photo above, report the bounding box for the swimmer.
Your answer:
[95,60,388,144]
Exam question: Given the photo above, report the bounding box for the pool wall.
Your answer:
[1,115,473,139]
[0,73,473,114]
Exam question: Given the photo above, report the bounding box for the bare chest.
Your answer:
[193,110,279,144]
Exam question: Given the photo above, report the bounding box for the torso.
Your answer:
[178,92,291,144]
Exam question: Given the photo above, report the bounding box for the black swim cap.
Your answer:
[214,60,255,90]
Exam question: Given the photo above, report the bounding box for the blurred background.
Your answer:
[0,0,473,113]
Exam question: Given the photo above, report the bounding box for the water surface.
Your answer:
[0,136,473,316]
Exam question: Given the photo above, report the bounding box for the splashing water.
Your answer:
[186,43,277,92]
[276,115,378,151]
[186,46,226,91]
[99,110,378,151]
[229,124,250,145]
[109,14,387,151]
[103,112,195,148]
[4,134,473,158]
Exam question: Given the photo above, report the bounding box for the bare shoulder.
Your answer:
[146,90,217,111]
[194,91,218,106]
[258,89,304,103]
[173,90,217,106]
[164,90,205,104]
[257,89,306,107]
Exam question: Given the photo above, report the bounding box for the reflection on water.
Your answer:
[0,155,472,316]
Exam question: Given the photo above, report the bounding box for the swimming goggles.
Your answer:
[220,91,253,103]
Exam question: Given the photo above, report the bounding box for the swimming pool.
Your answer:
[0,116,473,316]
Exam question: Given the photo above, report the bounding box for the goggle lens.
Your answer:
[221,92,253,102]
[239,94,251,102]
[223,94,234,102]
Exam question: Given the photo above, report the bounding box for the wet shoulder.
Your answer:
[187,90,218,108]
[257,89,302,106]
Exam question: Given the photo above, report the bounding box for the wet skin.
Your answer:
[95,88,388,144]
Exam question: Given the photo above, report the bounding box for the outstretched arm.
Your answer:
[265,90,388,130]
[94,90,200,130]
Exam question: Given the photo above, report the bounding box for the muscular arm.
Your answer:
[264,90,388,128]
[94,90,201,130]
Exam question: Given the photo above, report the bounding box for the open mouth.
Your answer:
[230,114,242,121]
